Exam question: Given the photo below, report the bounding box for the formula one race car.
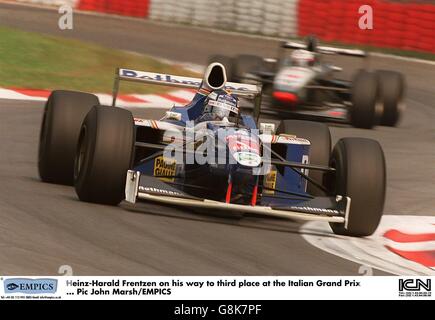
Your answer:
[209,37,406,129]
[38,63,386,237]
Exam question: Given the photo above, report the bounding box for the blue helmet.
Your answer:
[202,91,240,121]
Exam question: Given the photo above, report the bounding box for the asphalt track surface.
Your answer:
[0,3,434,275]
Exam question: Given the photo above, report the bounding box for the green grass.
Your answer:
[0,27,198,94]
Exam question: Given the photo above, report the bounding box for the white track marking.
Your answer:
[0,88,30,100]
[384,240,435,252]
[132,94,177,109]
[165,90,196,101]
[0,88,46,101]
[0,89,195,109]
[301,215,435,276]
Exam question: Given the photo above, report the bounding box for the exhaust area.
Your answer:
[203,62,227,90]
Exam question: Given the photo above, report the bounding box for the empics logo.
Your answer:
[4,278,57,294]
[6,283,19,291]
[399,279,431,297]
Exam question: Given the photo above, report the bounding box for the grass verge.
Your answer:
[0,26,198,94]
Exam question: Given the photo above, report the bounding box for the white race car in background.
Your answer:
[210,36,406,129]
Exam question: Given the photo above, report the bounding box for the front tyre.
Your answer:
[74,106,135,205]
[329,138,386,237]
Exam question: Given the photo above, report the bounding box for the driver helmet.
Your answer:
[202,91,239,122]
[290,49,316,67]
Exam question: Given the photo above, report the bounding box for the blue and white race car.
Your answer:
[38,63,386,237]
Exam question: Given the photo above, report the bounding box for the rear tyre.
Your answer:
[74,106,135,205]
[38,90,100,185]
[376,70,405,127]
[233,54,264,81]
[329,138,386,237]
[350,71,379,129]
[208,55,234,82]
[276,120,331,196]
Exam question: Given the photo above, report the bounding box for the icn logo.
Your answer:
[399,279,431,297]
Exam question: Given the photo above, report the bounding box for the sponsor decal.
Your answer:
[121,69,201,87]
[165,111,182,121]
[226,134,260,154]
[263,170,277,195]
[139,186,182,197]
[259,123,275,134]
[3,278,57,294]
[154,156,176,182]
[206,99,238,114]
[226,132,261,167]
[290,206,340,215]
[277,135,310,145]
[261,134,310,146]
[120,69,256,92]
[234,152,262,167]
[207,92,218,100]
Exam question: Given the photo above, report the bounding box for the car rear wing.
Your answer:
[282,41,367,58]
[112,67,264,122]
[112,68,262,107]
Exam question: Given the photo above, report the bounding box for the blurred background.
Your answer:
[11,0,435,54]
